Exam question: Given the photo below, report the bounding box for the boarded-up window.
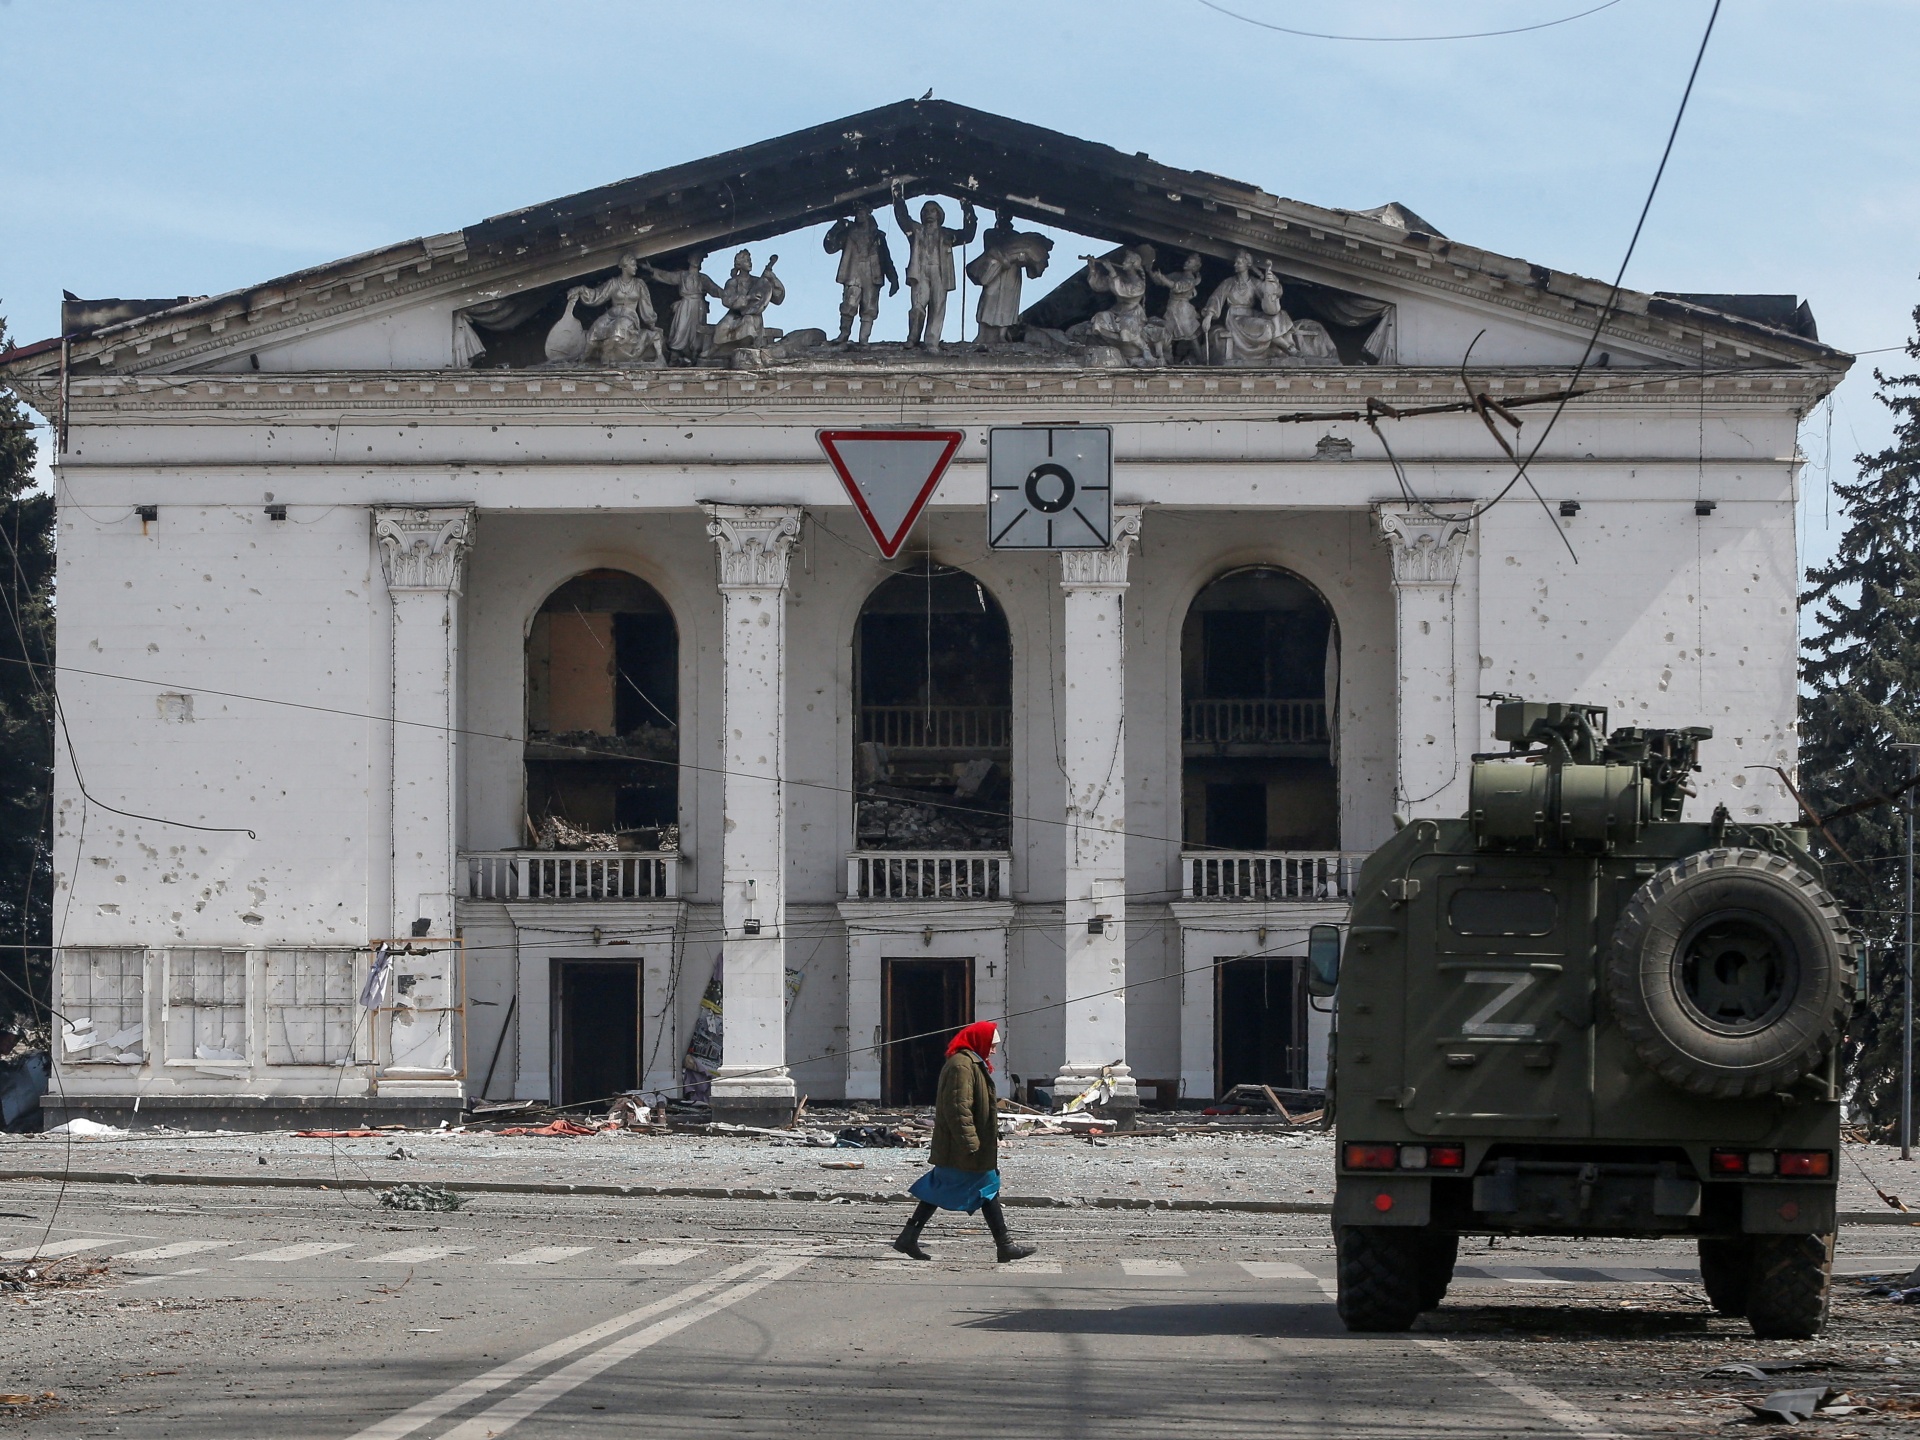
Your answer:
[58,948,146,1065]
[264,949,357,1066]
[164,949,248,1065]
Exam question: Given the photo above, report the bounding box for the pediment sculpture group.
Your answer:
[531,182,1342,370]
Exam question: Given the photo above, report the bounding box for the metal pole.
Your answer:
[1905,746,1917,1160]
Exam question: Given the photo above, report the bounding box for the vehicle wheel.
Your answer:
[1336,1226,1424,1332]
[1745,1232,1833,1340]
[1417,1231,1459,1311]
[1697,1236,1751,1316]
[1606,848,1856,1099]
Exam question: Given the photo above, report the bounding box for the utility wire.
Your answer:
[1193,0,1624,43]
[0,649,1324,858]
[1349,0,1724,537]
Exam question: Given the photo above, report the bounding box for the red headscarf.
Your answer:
[946,1021,998,1070]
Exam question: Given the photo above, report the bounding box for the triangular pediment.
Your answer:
[3,99,1849,386]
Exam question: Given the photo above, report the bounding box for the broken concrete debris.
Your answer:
[376,1183,465,1212]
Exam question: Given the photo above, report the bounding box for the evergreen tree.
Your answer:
[0,314,55,1028]
[1800,302,1920,1136]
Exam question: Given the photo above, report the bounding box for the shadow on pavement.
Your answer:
[959,1300,1338,1336]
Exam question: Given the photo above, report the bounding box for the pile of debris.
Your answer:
[0,1254,109,1295]
[1201,1084,1326,1125]
[853,798,1009,850]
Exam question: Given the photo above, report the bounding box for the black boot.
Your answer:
[892,1201,936,1260]
[982,1199,1035,1263]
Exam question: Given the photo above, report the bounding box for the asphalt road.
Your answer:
[7,1179,1920,1438]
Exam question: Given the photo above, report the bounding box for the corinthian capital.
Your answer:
[705,504,803,590]
[375,506,474,594]
[1058,505,1143,589]
[1377,505,1471,587]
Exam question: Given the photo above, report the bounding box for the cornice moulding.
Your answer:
[19,364,1837,429]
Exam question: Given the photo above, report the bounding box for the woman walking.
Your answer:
[893,1022,1036,1263]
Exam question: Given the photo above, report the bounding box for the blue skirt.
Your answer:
[909,1166,1002,1214]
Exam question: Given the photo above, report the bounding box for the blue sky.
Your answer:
[3,0,1916,576]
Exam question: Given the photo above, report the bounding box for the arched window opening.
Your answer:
[854,563,1012,850]
[1181,567,1337,851]
[525,569,678,847]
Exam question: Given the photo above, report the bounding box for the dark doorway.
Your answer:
[883,958,974,1106]
[552,960,640,1107]
[1215,956,1307,1096]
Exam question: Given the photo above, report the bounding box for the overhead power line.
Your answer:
[1193,0,1625,44]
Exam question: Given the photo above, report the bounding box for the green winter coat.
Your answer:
[927,1050,998,1172]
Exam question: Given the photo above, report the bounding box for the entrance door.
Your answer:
[551,960,640,1107]
[882,958,973,1106]
[1215,956,1307,1096]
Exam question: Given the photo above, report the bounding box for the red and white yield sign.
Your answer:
[817,429,964,559]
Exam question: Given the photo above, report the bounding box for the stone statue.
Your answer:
[644,253,724,363]
[1084,248,1163,367]
[1150,252,1206,364]
[822,205,899,346]
[708,250,785,354]
[548,252,665,366]
[1199,251,1341,366]
[891,184,976,351]
[966,212,1052,344]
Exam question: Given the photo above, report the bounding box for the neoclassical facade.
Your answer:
[4,102,1846,1127]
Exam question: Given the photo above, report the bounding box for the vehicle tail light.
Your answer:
[1779,1150,1831,1178]
[1345,1143,1398,1170]
[1709,1149,1747,1175]
[1428,1145,1466,1170]
[1398,1146,1429,1170]
[1746,1151,1777,1176]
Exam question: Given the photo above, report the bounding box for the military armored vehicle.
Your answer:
[1315,700,1857,1338]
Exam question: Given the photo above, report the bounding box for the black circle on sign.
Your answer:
[1024,462,1076,514]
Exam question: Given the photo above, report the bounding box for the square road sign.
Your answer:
[987,427,1112,550]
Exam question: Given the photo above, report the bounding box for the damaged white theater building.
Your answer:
[3,102,1846,1129]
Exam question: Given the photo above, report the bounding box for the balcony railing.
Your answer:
[464,851,680,901]
[1181,850,1364,902]
[1182,698,1328,747]
[860,706,1011,751]
[847,851,1011,901]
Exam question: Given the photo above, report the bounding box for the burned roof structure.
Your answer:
[2,98,1848,386]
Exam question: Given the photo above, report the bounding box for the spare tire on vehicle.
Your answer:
[1605,847,1855,1100]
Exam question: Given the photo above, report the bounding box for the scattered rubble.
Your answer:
[1,1254,110,1293]
[376,1184,465,1212]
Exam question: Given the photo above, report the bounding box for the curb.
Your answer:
[1,1167,1913,1224]
[0,1165,1330,1213]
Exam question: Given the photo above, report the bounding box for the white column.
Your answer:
[376,506,472,940]
[374,506,472,1101]
[705,504,803,1125]
[1378,506,1474,818]
[1054,505,1143,1114]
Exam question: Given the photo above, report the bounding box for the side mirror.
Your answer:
[1306,924,1342,997]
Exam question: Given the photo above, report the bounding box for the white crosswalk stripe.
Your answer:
[0,1237,117,1260]
[1120,1258,1186,1276]
[495,1246,592,1266]
[618,1247,705,1267]
[1469,1266,1571,1285]
[1240,1260,1316,1280]
[1592,1266,1683,1284]
[125,1267,207,1287]
[239,1242,354,1263]
[368,1246,473,1265]
[1000,1259,1062,1274]
[113,1240,234,1263]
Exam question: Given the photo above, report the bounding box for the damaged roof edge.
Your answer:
[0,98,1853,379]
